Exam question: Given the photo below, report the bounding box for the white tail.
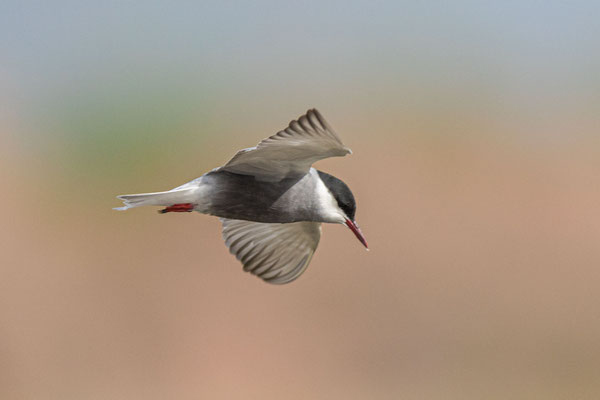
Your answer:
[114,187,197,211]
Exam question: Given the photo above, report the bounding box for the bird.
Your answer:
[114,109,367,284]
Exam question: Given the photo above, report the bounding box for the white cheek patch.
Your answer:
[313,169,346,223]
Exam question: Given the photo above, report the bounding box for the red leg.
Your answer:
[159,203,195,213]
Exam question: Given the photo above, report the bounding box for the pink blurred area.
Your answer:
[2,105,600,399]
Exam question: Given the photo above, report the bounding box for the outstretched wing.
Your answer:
[221,109,351,181]
[221,219,322,284]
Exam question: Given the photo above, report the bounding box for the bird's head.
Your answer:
[317,170,368,249]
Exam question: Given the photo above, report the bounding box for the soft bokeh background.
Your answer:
[2,1,600,399]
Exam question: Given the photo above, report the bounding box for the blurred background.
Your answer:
[1,1,600,399]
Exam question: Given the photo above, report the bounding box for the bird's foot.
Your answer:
[159,203,195,213]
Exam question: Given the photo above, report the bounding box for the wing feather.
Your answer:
[221,109,351,181]
[221,219,322,284]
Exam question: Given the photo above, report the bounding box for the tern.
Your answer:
[115,109,367,284]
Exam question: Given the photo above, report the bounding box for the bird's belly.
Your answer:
[200,170,318,223]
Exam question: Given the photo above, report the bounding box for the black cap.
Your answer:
[317,170,356,221]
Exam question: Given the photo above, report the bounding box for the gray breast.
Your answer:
[201,169,321,223]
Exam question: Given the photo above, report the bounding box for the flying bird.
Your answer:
[115,109,367,284]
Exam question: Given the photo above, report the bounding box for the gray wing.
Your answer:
[221,218,322,284]
[221,109,351,181]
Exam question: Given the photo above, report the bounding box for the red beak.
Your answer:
[345,219,369,249]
